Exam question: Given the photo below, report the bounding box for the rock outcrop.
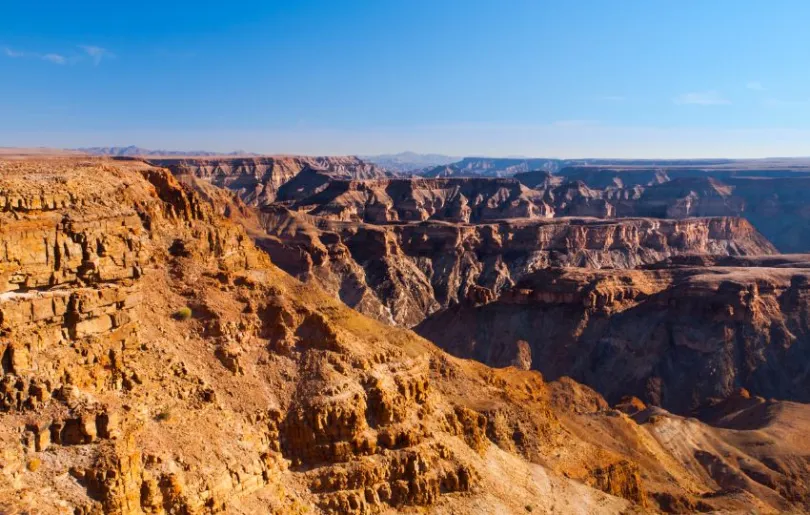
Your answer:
[258,205,775,326]
[421,157,562,178]
[417,255,810,415]
[149,156,390,207]
[6,157,810,513]
[532,168,810,252]
[0,157,638,514]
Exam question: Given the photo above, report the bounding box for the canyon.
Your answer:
[417,255,810,414]
[256,206,773,327]
[3,154,810,514]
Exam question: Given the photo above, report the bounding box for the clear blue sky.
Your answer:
[3,1,810,157]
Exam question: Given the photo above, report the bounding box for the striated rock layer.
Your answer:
[533,169,810,252]
[417,255,810,414]
[148,156,390,207]
[257,205,774,326]
[3,158,809,513]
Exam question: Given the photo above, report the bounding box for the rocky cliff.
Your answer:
[148,156,390,207]
[417,255,810,415]
[258,205,774,326]
[3,157,810,514]
[529,169,810,252]
[290,177,552,223]
[158,155,810,252]
[277,171,809,254]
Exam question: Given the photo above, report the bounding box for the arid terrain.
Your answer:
[3,154,810,514]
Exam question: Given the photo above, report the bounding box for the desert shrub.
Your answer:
[155,410,172,422]
[173,307,192,321]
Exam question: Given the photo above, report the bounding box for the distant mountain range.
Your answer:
[76,146,258,157]
[360,151,459,173]
[420,157,563,178]
[73,148,810,180]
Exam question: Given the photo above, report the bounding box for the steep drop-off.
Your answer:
[529,169,810,252]
[148,156,390,207]
[169,157,810,252]
[5,158,810,513]
[417,255,810,415]
[257,205,774,326]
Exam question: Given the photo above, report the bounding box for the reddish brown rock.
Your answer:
[3,157,810,515]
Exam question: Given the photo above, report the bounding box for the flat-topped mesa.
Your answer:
[148,155,390,206]
[417,256,810,415]
[259,205,776,326]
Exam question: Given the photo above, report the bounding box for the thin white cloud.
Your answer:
[42,53,66,65]
[79,45,114,65]
[3,46,68,65]
[673,91,731,106]
[3,47,26,58]
[746,81,765,91]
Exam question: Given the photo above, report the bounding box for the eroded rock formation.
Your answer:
[149,156,390,207]
[0,158,632,513]
[418,255,810,414]
[5,157,810,513]
[257,205,774,326]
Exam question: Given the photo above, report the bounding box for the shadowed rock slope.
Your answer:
[534,168,810,252]
[148,156,391,207]
[257,204,774,327]
[3,158,809,513]
[417,255,810,415]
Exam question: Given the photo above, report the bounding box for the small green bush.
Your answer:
[155,410,172,422]
[173,307,192,321]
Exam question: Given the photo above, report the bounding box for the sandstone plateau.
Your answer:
[3,156,810,514]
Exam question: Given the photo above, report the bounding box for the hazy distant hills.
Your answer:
[420,157,564,178]
[361,151,459,173]
[77,145,258,157]
[419,156,810,178]
[74,147,810,180]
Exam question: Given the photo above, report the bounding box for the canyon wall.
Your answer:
[148,156,390,207]
[167,157,810,253]
[258,206,774,326]
[417,256,810,414]
[4,158,810,513]
[539,170,810,252]
[0,158,637,513]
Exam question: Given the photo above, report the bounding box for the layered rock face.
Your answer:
[164,155,810,252]
[149,156,390,207]
[530,168,810,252]
[4,157,810,514]
[0,158,640,513]
[258,205,774,326]
[289,177,552,223]
[417,255,810,415]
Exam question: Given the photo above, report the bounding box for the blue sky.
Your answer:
[2,1,810,157]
